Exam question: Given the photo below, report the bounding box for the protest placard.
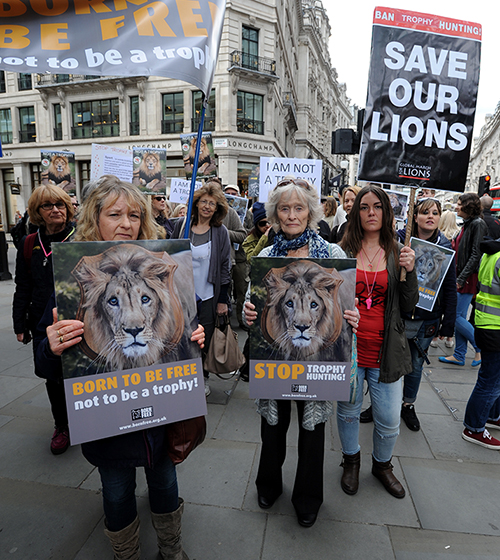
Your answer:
[52,239,206,445]
[411,237,455,311]
[41,150,77,196]
[169,178,203,204]
[180,132,217,180]
[386,189,409,221]
[358,7,481,192]
[91,144,133,182]
[132,148,167,195]
[224,194,249,226]
[258,157,322,202]
[249,257,356,401]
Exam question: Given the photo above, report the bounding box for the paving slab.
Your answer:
[401,457,500,535]
[213,393,261,443]
[0,381,53,422]
[389,526,500,560]
[0,372,45,409]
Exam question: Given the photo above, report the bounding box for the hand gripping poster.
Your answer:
[411,237,455,311]
[358,8,481,192]
[249,257,356,401]
[52,239,207,445]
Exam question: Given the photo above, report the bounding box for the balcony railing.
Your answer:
[19,127,36,142]
[37,74,110,86]
[191,117,215,132]
[237,117,264,135]
[0,131,12,144]
[71,123,120,139]
[161,119,184,134]
[230,51,276,75]
[130,121,140,136]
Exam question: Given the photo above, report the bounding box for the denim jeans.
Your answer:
[98,454,178,532]
[464,350,500,432]
[337,367,402,463]
[454,292,480,362]
[404,320,439,403]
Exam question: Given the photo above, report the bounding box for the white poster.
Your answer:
[169,178,203,204]
[258,157,323,202]
[91,144,133,182]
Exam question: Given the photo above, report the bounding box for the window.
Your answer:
[19,106,36,142]
[79,161,91,185]
[192,89,215,132]
[0,71,5,94]
[18,73,32,91]
[54,104,62,140]
[0,108,12,144]
[130,96,139,135]
[242,26,259,70]
[237,92,264,135]
[54,74,70,83]
[72,99,120,138]
[162,92,183,134]
[31,163,43,189]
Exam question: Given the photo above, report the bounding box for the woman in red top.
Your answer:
[336,185,418,499]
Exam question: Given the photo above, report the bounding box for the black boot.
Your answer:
[340,451,360,495]
[371,457,405,499]
[360,405,373,423]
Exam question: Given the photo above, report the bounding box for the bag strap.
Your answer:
[23,232,37,275]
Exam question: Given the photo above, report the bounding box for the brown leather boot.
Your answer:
[371,457,405,498]
[340,451,360,495]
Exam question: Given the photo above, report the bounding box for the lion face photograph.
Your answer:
[41,150,77,195]
[132,148,166,193]
[181,133,216,178]
[251,258,356,363]
[52,240,199,377]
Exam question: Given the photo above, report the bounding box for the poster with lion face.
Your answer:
[180,132,217,179]
[41,150,77,196]
[411,237,455,311]
[249,257,356,401]
[52,239,206,445]
[132,147,167,195]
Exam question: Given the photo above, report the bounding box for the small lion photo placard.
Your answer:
[132,147,167,195]
[249,257,356,401]
[40,150,77,197]
[52,239,207,445]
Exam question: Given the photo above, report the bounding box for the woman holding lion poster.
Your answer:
[34,176,205,560]
[244,177,359,528]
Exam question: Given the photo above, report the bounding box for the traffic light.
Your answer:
[478,174,491,197]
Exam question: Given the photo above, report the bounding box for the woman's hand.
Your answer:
[344,298,360,334]
[399,246,415,272]
[243,301,257,327]
[216,303,228,316]
[191,324,205,348]
[47,308,84,357]
[17,333,24,343]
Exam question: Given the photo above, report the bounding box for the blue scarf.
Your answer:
[268,227,330,258]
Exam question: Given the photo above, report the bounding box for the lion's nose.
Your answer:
[124,327,144,338]
[295,325,309,334]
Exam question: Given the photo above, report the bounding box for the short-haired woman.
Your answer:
[12,184,75,454]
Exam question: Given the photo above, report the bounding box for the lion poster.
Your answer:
[52,239,207,445]
[180,132,217,180]
[411,237,455,312]
[41,150,77,196]
[131,147,167,195]
[249,257,357,401]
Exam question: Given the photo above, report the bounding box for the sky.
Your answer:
[322,0,498,138]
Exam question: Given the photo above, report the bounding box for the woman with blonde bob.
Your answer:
[13,184,75,455]
[330,186,361,243]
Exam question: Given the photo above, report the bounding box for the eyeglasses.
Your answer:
[275,178,313,191]
[72,202,79,208]
[154,196,166,201]
[258,220,269,227]
[39,201,66,211]
[199,200,217,209]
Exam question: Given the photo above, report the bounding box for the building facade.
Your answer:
[0,0,351,231]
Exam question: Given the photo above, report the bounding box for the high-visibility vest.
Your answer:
[476,251,500,330]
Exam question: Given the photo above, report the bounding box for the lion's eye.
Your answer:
[141,295,151,304]
[285,300,293,308]
[108,296,119,306]
[310,301,319,309]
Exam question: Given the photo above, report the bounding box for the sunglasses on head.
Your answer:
[416,197,441,206]
[258,220,269,227]
[275,178,313,191]
[154,196,166,201]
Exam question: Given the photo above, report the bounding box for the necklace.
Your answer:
[359,249,384,310]
[361,246,382,270]
[38,227,75,266]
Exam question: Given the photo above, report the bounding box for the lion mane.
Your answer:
[137,152,163,190]
[47,155,73,191]
[414,245,447,291]
[72,244,184,371]
[183,136,215,176]
[261,260,344,360]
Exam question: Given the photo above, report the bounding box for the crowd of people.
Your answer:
[11,175,500,558]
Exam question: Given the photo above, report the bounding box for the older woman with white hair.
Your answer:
[244,177,359,528]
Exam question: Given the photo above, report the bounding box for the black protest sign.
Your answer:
[358,7,481,192]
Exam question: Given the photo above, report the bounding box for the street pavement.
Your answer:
[1,244,500,560]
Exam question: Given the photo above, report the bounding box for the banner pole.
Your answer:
[183,94,207,239]
[400,187,417,281]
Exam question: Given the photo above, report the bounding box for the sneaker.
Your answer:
[51,426,70,455]
[401,404,420,431]
[204,377,211,397]
[485,419,500,431]
[445,338,454,348]
[462,428,500,450]
[430,339,439,348]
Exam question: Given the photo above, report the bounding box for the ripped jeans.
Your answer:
[337,367,402,463]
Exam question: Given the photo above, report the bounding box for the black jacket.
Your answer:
[482,209,500,241]
[12,223,75,335]
[398,229,457,337]
[455,217,488,287]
